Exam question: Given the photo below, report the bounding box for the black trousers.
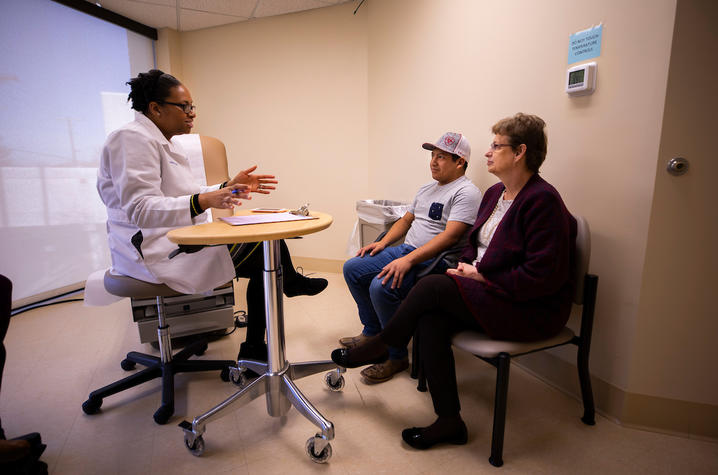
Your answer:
[0,274,11,438]
[229,240,299,346]
[381,273,483,418]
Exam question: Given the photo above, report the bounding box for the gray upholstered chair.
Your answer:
[413,215,598,467]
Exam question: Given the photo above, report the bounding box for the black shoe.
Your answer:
[330,346,389,369]
[401,422,468,450]
[237,341,267,378]
[237,341,267,361]
[10,433,45,460]
[284,274,328,297]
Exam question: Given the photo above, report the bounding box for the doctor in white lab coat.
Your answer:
[97,69,327,361]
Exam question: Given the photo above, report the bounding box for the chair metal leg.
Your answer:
[577,274,598,425]
[489,353,510,468]
[410,332,419,379]
[411,327,427,392]
[577,346,595,426]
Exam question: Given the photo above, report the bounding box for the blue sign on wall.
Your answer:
[568,24,603,64]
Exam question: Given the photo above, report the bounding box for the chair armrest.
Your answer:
[416,250,453,278]
[374,232,453,279]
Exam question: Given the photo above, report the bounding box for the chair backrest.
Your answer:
[573,215,591,305]
[199,135,232,220]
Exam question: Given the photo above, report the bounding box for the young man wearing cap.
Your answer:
[340,132,481,384]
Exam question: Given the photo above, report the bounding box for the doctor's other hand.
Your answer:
[199,185,250,210]
[228,165,278,194]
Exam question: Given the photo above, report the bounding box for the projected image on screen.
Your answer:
[0,0,154,301]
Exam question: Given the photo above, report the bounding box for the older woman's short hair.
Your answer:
[491,113,547,173]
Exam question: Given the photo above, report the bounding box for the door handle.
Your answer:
[666,157,689,176]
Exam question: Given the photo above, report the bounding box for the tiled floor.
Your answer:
[2,272,717,474]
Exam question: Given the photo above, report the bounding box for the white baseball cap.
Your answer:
[422,132,471,162]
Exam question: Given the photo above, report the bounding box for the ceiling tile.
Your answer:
[253,0,332,18]
[84,0,355,31]
[91,0,176,8]
[92,0,178,29]
[179,9,249,31]
[179,0,256,17]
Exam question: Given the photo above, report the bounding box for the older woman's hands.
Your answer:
[228,166,278,194]
[446,262,486,283]
[198,184,250,210]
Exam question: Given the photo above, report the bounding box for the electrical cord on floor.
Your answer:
[218,309,248,337]
[11,288,85,317]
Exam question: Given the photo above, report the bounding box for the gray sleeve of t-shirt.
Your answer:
[447,183,482,225]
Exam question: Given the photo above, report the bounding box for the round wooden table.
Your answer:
[168,211,343,462]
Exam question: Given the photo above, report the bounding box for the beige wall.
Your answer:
[366,0,676,394]
[159,0,717,436]
[177,3,369,262]
[156,27,183,78]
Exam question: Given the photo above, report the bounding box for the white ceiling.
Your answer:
[85,0,356,32]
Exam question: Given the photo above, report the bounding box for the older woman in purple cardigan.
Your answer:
[332,113,576,450]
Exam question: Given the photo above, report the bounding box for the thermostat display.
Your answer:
[566,61,596,96]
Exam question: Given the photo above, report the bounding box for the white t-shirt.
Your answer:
[473,191,513,265]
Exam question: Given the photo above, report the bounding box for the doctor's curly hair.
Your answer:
[126,69,182,113]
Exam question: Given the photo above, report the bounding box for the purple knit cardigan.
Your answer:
[448,174,577,341]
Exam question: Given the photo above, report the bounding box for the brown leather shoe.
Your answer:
[0,439,30,463]
[360,357,409,384]
[338,333,370,348]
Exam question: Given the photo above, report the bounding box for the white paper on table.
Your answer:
[220,212,317,226]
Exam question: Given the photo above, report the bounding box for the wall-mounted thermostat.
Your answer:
[566,61,597,96]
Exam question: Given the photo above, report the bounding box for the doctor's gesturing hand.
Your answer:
[198,184,251,210]
[227,165,278,194]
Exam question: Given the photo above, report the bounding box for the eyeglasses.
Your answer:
[161,101,196,115]
[489,142,513,151]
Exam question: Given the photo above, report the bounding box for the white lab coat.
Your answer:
[96,113,234,294]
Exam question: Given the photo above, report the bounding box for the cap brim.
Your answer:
[422,143,436,151]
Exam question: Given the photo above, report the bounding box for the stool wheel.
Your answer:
[220,366,230,382]
[306,435,332,463]
[82,397,102,415]
[185,434,205,457]
[194,343,208,356]
[324,372,345,392]
[120,359,136,371]
[153,404,173,424]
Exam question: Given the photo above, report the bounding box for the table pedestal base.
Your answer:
[180,360,344,461]
[179,239,344,463]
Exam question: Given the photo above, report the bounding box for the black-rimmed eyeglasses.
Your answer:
[161,101,196,114]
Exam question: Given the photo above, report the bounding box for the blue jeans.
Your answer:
[342,244,448,360]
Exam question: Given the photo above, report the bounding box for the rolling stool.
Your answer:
[82,272,235,424]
